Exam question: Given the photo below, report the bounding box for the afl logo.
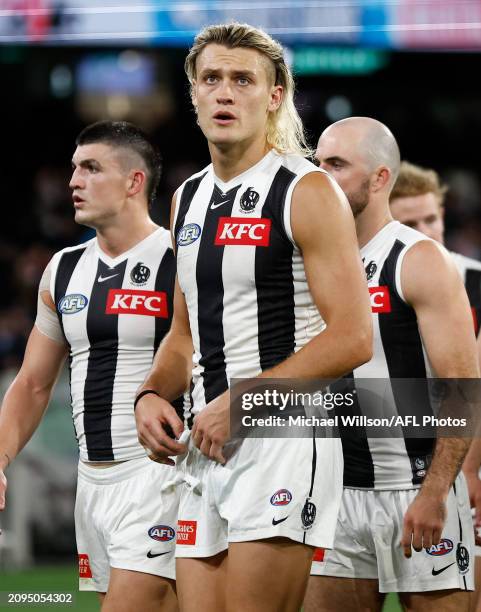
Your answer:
[270,489,292,506]
[240,187,260,213]
[177,223,201,246]
[425,538,453,556]
[58,294,88,314]
[148,525,176,542]
[130,262,150,285]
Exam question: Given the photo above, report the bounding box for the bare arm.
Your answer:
[260,171,373,379]
[0,324,68,509]
[400,240,479,555]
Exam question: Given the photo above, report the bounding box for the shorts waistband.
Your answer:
[78,456,152,485]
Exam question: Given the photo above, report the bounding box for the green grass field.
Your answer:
[0,565,403,611]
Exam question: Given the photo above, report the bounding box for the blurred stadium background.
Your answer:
[1,1,481,610]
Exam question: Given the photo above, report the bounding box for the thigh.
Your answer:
[400,589,470,612]
[176,551,227,612]
[226,537,313,612]
[101,568,178,612]
[304,576,385,612]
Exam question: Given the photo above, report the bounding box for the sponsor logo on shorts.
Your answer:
[432,562,454,576]
[177,520,197,545]
[105,289,168,318]
[177,223,201,246]
[457,543,470,575]
[146,550,171,558]
[148,525,176,542]
[78,554,92,578]
[369,286,391,313]
[58,294,88,314]
[425,538,454,556]
[301,500,317,530]
[214,217,271,246]
[270,489,292,506]
[313,548,325,562]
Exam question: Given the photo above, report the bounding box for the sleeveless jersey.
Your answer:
[49,227,180,462]
[450,251,481,337]
[173,149,324,414]
[338,221,435,490]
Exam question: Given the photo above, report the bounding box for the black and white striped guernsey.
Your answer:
[450,251,481,337]
[49,227,180,462]
[338,221,435,490]
[173,149,324,414]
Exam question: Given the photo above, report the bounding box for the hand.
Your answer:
[0,469,6,511]
[401,489,447,558]
[135,394,186,466]
[192,392,230,464]
[464,470,481,528]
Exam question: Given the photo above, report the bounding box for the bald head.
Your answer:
[315,117,400,217]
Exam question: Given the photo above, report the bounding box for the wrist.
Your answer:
[419,479,450,500]
[134,389,160,411]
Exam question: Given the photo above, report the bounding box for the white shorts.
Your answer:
[75,456,179,592]
[311,474,474,593]
[175,433,343,558]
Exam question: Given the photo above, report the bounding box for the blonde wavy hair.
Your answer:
[184,22,312,157]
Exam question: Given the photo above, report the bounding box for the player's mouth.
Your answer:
[72,194,85,207]
[212,111,236,125]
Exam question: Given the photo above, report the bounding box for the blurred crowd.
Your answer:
[1,159,480,374]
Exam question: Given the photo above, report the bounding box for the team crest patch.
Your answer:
[130,262,150,285]
[301,500,316,530]
[240,187,260,213]
[177,223,201,246]
[58,294,88,314]
[457,543,470,574]
[365,260,377,281]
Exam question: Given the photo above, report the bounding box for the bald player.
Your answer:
[390,161,481,612]
[306,117,479,612]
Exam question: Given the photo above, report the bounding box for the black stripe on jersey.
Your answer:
[54,247,87,337]
[378,239,434,486]
[256,166,296,370]
[154,248,176,353]
[174,173,207,247]
[196,184,240,403]
[334,374,376,488]
[83,259,127,461]
[465,268,481,336]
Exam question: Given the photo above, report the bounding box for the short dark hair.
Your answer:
[76,120,162,206]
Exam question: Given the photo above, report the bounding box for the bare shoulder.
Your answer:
[402,240,463,305]
[291,170,354,247]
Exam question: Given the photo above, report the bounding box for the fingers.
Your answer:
[148,453,175,467]
[0,476,6,511]
[165,409,185,440]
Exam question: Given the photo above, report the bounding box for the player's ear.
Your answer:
[371,166,391,193]
[268,84,283,113]
[191,82,198,112]
[127,170,146,197]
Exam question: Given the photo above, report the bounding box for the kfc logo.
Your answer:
[105,289,168,318]
[215,217,271,246]
[369,286,391,313]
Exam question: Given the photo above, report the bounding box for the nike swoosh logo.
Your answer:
[272,517,288,525]
[432,562,455,576]
[146,551,171,558]
[210,200,230,210]
[98,274,119,283]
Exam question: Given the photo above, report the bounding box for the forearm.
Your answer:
[259,322,372,380]
[140,330,193,401]
[0,376,52,469]
[422,437,471,499]
[462,437,481,477]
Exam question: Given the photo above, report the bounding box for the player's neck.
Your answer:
[356,203,393,249]
[209,138,272,182]
[96,215,158,258]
